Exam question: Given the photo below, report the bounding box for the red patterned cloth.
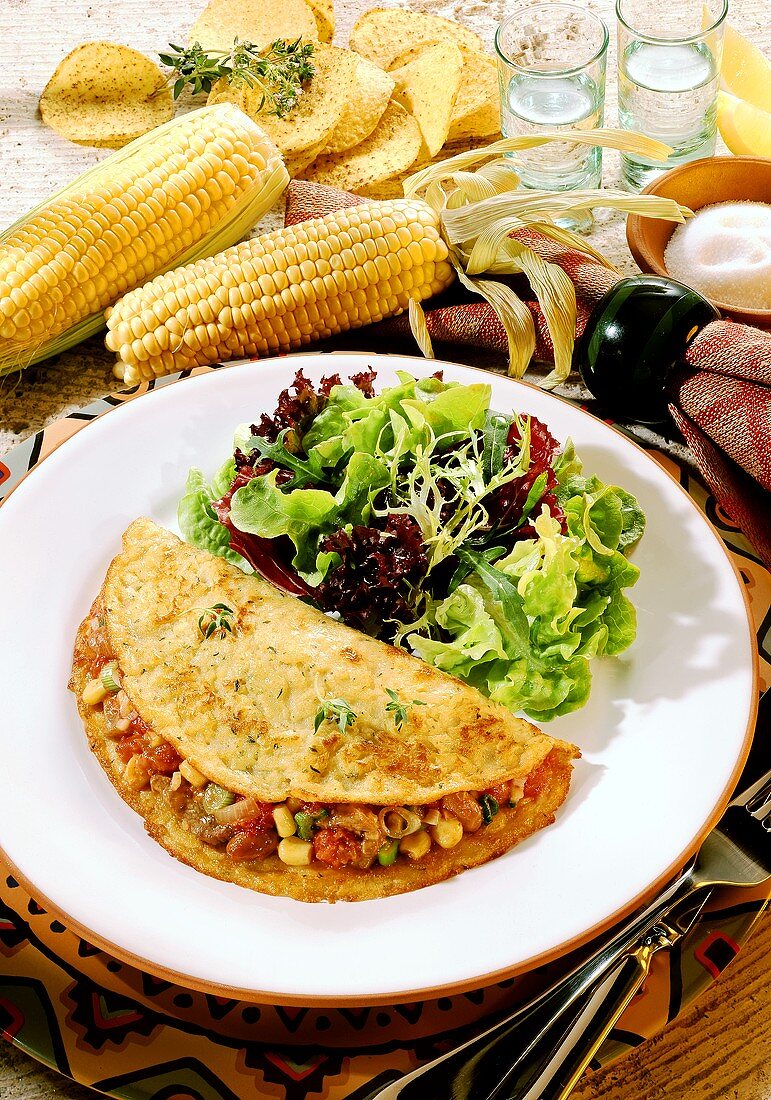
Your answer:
[671,322,771,565]
[285,180,771,565]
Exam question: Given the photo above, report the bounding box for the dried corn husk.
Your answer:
[404,129,691,387]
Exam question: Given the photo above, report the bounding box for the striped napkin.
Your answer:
[285,180,771,566]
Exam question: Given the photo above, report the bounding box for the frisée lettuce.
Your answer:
[179,370,645,720]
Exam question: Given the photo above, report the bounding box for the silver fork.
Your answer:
[507,760,771,1100]
[371,690,771,1100]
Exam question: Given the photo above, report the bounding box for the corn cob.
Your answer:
[106,199,455,383]
[0,103,288,375]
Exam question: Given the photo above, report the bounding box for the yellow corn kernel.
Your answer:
[431,815,464,850]
[273,804,298,838]
[179,760,208,788]
[124,755,153,791]
[1,104,288,376]
[399,829,432,860]
[82,678,108,706]
[107,197,455,384]
[278,837,314,866]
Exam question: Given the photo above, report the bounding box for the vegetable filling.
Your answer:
[80,620,542,872]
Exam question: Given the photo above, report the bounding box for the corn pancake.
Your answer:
[70,519,578,902]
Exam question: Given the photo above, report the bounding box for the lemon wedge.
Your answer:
[720,22,771,112]
[717,90,771,156]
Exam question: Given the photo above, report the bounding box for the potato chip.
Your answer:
[389,42,501,143]
[447,47,501,143]
[349,8,485,71]
[357,135,497,199]
[306,0,335,43]
[324,54,394,155]
[39,42,173,149]
[392,42,463,157]
[389,41,442,69]
[188,0,318,52]
[301,100,421,193]
[207,43,353,160]
[285,140,327,176]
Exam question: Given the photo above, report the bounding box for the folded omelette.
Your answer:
[70,519,578,902]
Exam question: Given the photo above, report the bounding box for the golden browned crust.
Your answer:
[72,606,577,903]
[96,519,574,804]
[70,520,581,902]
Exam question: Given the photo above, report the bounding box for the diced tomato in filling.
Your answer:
[484,781,512,805]
[144,742,182,775]
[130,715,152,738]
[299,801,327,816]
[116,734,147,763]
[313,826,361,868]
[523,751,559,799]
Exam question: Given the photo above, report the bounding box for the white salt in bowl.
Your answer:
[626,156,771,328]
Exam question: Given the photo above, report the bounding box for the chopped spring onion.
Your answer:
[294,811,314,841]
[294,808,328,841]
[480,794,499,825]
[377,839,399,867]
[378,807,422,839]
[100,663,121,694]
[203,783,236,815]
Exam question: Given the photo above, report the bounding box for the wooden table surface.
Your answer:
[1,0,769,1096]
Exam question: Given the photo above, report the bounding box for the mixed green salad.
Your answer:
[179,370,645,721]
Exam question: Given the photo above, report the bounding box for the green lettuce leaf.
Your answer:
[402,494,643,720]
[178,459,249,569]
[229,472,338,579]
[302,373,491,476]
[228,453,390,582]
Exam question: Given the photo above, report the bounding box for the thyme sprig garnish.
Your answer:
[197,603,235,640]
[385,689,426,731]
[159,37,316,116]
[314,697,358,735]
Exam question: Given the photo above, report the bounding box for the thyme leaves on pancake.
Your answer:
[197,603,235,640]
[159,38,316,116]
[314,697,357,736]
[385,689,426,731]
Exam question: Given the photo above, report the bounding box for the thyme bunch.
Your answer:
[159,37,316,116]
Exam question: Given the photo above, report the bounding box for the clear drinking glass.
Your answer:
[617,0,727,191]
[495,3,609,195]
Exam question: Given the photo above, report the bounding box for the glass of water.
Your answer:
[617,0,727,191]
[495,3,609,197]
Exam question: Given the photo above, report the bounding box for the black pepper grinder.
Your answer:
[574,275,720,424]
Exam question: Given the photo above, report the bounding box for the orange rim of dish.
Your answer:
[0,352,760,1007]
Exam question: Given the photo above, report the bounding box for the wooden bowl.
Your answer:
[626,156,771,327]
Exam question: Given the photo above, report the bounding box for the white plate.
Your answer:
[0,353,756,1005]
